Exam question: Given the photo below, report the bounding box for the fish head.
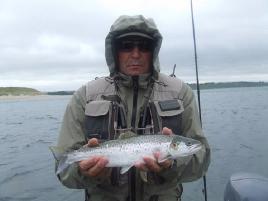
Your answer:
[168,135,202,158]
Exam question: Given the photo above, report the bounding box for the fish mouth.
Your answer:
[168,142,202,158]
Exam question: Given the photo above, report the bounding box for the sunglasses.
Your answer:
[116,40,154,52]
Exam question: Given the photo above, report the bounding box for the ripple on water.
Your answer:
[6,122,23,125]
[0,167,44,186]
[0,135,8,140]
[35,139,52,144]
[22,138,53,149]
[47,115,58,120]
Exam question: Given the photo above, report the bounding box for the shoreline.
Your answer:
[0,94,71,101]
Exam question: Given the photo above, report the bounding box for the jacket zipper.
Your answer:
[131,76,139,128]
[130,76,138,201]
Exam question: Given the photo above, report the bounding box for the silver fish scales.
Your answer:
[50,134,202,175]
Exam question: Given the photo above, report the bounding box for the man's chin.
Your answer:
[126,72,141,76]
[121,65,150,76]
[126,67,143,76]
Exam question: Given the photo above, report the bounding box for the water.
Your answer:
[0,87,268,201]
[183,86,268,201]
[0,96,84,201]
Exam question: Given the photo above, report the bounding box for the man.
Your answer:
[55,15,210,201]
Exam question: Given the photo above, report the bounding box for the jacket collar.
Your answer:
[114,72,153,89]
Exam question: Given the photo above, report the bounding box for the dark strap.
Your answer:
[111,167,120,186]
[85,189,90,201]
[129,167,136,201]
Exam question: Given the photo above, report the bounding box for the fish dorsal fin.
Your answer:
[118,131,137,140]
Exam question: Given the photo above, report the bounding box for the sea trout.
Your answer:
[50,134,202,175]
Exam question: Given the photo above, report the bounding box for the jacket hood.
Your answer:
[105,15,162,77]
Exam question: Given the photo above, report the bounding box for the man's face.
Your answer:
[116,37,153,76]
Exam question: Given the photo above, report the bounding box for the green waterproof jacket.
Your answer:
[55,15,210,201]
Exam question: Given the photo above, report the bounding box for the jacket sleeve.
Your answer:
[157,83,211,183]
[55,86,110,189]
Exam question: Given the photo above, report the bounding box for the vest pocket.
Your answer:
[85,100,111,140]
[154,99,184,135]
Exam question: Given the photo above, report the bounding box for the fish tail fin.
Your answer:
[49,146,64,161]
[49,146,69,175]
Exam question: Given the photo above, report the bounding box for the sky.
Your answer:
[0,0,267,91]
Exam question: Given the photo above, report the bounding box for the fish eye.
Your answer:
[171,142,177,148]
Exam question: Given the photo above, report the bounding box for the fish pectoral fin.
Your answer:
[158,154,172,163]
[120,166,132,174]
[158,158,168,163]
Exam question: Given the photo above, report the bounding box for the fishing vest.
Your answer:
[84,73,185,200]
[84,73,185,142]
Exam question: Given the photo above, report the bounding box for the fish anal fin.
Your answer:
[120,166,132,174]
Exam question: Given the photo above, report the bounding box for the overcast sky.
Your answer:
[0,0,267,91]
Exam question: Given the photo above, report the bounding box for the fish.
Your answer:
[50,134,202,175]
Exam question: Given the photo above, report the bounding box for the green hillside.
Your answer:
[0,87,41,96]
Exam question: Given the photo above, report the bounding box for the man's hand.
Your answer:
[135,127,174,172]
[78,138,110,178]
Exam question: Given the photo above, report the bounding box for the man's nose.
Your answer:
[130,47,141,58]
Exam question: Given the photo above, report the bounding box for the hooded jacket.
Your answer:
[105,15,162,77]
[55,15,210,201]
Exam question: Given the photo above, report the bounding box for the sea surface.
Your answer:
[0,87,268,201]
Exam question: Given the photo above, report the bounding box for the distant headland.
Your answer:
[0,87,42,96]
[1,81,268,96]
[188,81,268,90]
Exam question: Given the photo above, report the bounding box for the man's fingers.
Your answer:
[162,127,172,135]
[79,156,108,177]
[87,157,108,177]
[143,157,162,173]
[135,162,149,172]
[87,138,99,147]
[159,159,173,169]
[79,157,98,171]
[154,151,172,169]
[153,151,172,168]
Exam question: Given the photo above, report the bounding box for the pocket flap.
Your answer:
[154,99,184,116]
[85,100,110,116]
